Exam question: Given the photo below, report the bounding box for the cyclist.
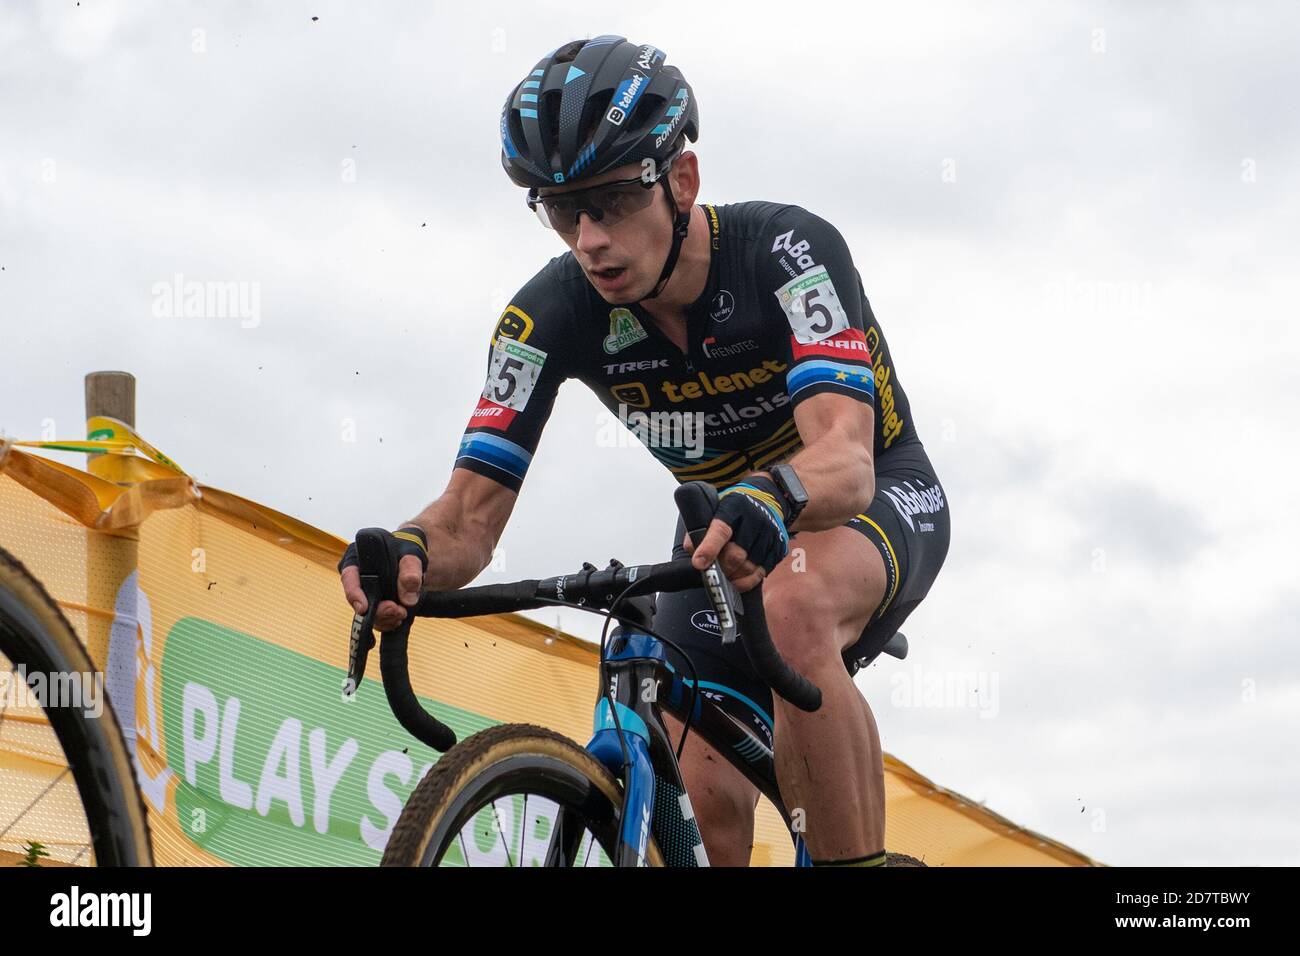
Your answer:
[340,35,950,867]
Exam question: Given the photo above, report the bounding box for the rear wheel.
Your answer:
[382,724,663,867]
[0,546,152,866]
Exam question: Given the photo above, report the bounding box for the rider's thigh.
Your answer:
[762,524,889,669]
[661,710,760,867]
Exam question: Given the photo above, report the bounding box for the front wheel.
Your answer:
[382,724,663,867]
[886,852,928,866]
[0,546,152,866]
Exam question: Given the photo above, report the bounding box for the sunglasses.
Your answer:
[527,166,669,235]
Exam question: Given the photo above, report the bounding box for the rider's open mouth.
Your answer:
[594,267,626,280]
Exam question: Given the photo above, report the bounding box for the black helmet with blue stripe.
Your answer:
[500,35,699,189]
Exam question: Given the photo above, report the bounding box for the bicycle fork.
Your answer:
[584,630,710,867]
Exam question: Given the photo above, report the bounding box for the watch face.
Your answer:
[773,464,808,517]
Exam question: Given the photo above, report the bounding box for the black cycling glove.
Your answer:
[712,476,790,574]
[338,526,429,594]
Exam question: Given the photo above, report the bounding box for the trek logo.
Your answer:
[702,337,757,359]
[604,358,669,375]
[771,230,816,272]
[882,480,945,532]
[661,361,787,402]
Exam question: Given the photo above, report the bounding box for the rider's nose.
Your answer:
[574,211,610,252]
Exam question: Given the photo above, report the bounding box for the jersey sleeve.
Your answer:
[453,266,574,493]
[758,205,877,410]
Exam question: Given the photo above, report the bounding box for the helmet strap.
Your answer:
[639,176,690,301]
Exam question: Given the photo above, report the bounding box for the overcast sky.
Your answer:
[2,1,1297,866]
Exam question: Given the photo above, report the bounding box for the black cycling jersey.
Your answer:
[455,201,920,492]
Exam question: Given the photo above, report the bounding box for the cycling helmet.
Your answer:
[500,35,698,189]
[500,36,700,300]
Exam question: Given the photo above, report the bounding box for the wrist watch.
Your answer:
[769,463,809,524]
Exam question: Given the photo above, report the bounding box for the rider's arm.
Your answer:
[419,267,574,583]
[756,205,878,531]
[757,392,873,533]
[343,267,574,621]
[399,468,518,591]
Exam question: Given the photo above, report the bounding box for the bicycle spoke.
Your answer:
[0,664,16,738]
[0,764,72,841]
[519,794,527,866]
[551,805,563,866]
[491,800,514,867]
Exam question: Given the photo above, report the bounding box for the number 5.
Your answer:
[494,357,524,402]
[801,289,834,335]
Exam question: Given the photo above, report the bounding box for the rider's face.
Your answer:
[538,161,678,304]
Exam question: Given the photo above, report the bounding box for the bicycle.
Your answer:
[347,482,923,867]
[0,545,152,866]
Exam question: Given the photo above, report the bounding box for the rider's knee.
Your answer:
[690,785,757,865]
[762,579,842,675]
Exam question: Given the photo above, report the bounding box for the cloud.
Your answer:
[2,0,1297,865]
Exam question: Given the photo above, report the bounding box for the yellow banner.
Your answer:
[0,433,1100,866]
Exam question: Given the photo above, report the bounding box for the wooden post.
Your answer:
[84,371,135,481]
[81,372,138,672]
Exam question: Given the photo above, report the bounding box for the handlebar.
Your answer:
[343,480,823,753]
[672,482,823,715]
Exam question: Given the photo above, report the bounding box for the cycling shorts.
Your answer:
[653,442,950,737]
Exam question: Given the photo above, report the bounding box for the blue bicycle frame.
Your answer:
[583,627,813,867]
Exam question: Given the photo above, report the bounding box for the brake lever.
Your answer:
[672,483,740,644]
[699,561,741,645]
[344,597,377,696]
[344,528,399,696]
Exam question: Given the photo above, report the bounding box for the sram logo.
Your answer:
[467,396,517,431]
[771,230,815,271]
[790,328,872,362]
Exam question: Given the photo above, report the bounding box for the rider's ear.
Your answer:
[669,151,700,210]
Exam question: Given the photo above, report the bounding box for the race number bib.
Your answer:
[483,337,547,411]
[775,267,849,344]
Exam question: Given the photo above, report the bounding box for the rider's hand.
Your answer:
[338,527,429,632]
[682,478,789,593]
